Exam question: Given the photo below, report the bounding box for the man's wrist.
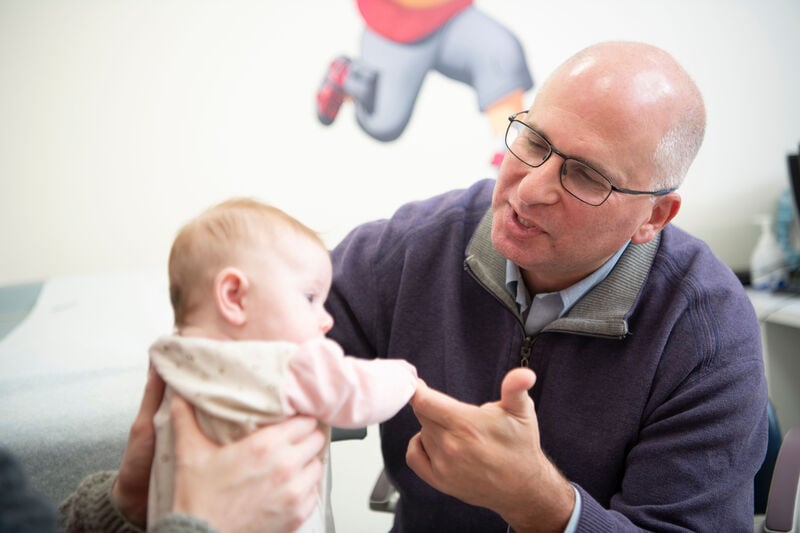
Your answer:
[503,464,575,533]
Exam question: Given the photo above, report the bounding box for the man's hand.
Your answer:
[406,368,574,533]
[112,365,165,527]
[170,395,326,533]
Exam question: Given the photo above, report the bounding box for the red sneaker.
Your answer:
[490,151,505,168]
[317,56,350,126]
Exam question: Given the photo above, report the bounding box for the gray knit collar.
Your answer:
[464,209,660,338]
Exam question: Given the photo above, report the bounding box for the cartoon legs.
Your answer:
[316,6,533,166]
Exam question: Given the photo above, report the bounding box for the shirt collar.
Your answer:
[505,242,630,318]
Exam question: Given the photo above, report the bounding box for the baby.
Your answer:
[147,198,418,531]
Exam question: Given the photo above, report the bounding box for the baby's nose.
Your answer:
[320,310,334,334]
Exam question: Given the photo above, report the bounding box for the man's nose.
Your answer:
[516,155,563,205]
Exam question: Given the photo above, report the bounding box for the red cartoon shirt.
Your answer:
[357,0,472,43]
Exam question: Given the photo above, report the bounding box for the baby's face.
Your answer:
[240,235,333,343]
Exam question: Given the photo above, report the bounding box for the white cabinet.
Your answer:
[748,290,800,435]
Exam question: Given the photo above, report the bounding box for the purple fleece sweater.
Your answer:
[327,178,768,532]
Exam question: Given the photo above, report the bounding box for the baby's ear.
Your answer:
[215,267,249,327]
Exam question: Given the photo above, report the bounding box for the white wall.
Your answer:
[1,0,799,285]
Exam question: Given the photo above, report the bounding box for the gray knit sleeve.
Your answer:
[59,470,218,533]
[59,470,143,533]
[150,514,219,533]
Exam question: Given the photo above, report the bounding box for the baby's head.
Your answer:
[168,198,334,343]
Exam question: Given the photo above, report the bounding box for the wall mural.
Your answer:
[315,0,534,169]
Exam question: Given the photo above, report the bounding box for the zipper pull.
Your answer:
[519,336,533,367]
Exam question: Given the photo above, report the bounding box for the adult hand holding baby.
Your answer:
[169,394,325,532]
[110,365,325,532]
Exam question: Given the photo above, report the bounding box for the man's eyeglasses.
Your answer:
[504,111,676,206]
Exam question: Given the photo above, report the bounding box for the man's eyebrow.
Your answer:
[529,121,616,179]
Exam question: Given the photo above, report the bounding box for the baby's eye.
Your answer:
[305,293,316,303]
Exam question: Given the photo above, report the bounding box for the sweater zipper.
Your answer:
[519,335,533,367]
[463,260,536,366]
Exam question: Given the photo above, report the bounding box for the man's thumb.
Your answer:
[499,367,537,417]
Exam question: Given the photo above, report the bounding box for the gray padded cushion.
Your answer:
[765,427,800,532]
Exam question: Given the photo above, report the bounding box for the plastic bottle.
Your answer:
[750,215,789,291]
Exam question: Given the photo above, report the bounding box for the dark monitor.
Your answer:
[789,146,800,218]
[781,145,800,286]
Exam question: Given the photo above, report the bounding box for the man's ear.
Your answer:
[214,267,249,327]
[631,193,681,244]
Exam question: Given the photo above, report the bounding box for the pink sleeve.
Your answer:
[283,339,418,428]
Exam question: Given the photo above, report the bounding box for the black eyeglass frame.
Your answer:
[505,111,677,206]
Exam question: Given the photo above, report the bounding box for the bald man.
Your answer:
[327,41,767,532]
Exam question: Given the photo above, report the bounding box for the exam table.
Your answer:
[0,269,366,507]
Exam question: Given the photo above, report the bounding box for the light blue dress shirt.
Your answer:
[504,242,629,533]
[505,243,628,336]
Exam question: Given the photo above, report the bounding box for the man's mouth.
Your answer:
[516,213,534,228]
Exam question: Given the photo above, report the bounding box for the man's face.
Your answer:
[491,74,666,293]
